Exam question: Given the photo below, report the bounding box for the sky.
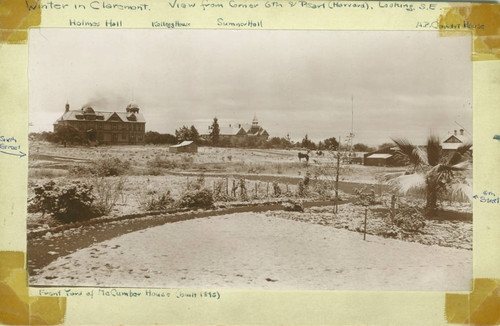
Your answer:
[29,29,472,146]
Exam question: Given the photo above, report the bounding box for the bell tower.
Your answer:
[65,102,70,112]
[252,113,258,127]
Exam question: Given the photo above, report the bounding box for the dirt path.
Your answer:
[30,213,472,291]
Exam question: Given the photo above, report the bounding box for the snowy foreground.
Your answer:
[31,213,472,291]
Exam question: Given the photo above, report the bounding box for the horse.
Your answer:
[298,152,309,162]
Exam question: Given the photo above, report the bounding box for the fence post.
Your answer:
[226,177,229,195]
[267,182,269,198]
[364,207,368,240]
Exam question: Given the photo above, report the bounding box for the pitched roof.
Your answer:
[443,134,469,143]
[367,153,392,159]
[170,140,195,148]
[219,126,247,136]
[55,110,145,123]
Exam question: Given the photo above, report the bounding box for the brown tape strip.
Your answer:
[0,0,41,44]
[0,251,66,325]
[446,278,500,324]
[439,3,500,61]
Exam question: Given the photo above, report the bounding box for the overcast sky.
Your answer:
[29,29,472,146]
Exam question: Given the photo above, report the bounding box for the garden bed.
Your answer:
[266,203,472,250]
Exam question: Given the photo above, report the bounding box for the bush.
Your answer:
[147,155,179,169]
[94,156,130,176]
[392,205,426,232]
[282,200,304,212]
[212,179,231,202]
[92,176,126,214]
[28,180,100,223]
[297,174,310,197]
[179,189,214,208]
[272,182,282,197]
[353,186,377,206]
[70,157,130,177]
[138,189,175,211]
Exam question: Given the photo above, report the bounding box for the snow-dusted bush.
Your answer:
[392,205,426,232]
[28,180,100,223]
[179,189,214,208]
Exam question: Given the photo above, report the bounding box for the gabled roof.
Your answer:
[219,126,247,136]
[55,110,145,123]
[443,134,469,143]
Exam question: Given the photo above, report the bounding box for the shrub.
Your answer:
[147,155,178,169]
[238,178,248,201]
[71,157,130,177]
[272,182,282,197]
[353,186,377,206]
[179,189,214,208]
[282,200,304,212]
[212,179,231,202]
[138,190,175,211]
[28,180,100,223]
[94,156,130,176]
[310,179,334,200]
[392,205,426,232]
[297,178,309,197]
[92,176,127,214]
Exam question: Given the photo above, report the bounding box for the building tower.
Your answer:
[65,102,70,112]
[252,113,259,127]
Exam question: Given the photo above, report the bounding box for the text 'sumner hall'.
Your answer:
[54,103,146,145]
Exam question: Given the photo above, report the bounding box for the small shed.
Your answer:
[169,141,198,153]
[363,147,406,167]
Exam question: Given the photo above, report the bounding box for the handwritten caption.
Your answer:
[38,288,221,300]
[473,191,499,204]
[0,136,25,158]
[25,0,440,13]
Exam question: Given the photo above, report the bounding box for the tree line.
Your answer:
[29,117,391,152]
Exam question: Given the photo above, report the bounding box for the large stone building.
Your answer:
[53,102,146,145]
[202,114,269,146]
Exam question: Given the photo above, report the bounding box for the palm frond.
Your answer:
[382,171,406,182]
[388,173,426,196]
[391,137,425,167]
[426,134,442,166]
[449,181,472,202]
[448,143,473,166]
[435,161,471,173]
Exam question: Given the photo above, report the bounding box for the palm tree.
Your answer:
[388,134,472,217]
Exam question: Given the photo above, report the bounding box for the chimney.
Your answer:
[454,130,457,136]
[238,124,241,128]
[460,129,464,136]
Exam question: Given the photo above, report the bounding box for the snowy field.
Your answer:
[31,213,472,291]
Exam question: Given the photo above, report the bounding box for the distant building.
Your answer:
[441,129,472,161]
[201,114,269,146]
[169,140,198,153]
[363,147,406,167]
[53,102,146,145]
[442,129,470,150]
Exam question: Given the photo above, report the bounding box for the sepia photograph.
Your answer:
[27,29,473,291]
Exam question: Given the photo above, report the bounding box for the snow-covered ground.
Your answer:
[31,213,472,291]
